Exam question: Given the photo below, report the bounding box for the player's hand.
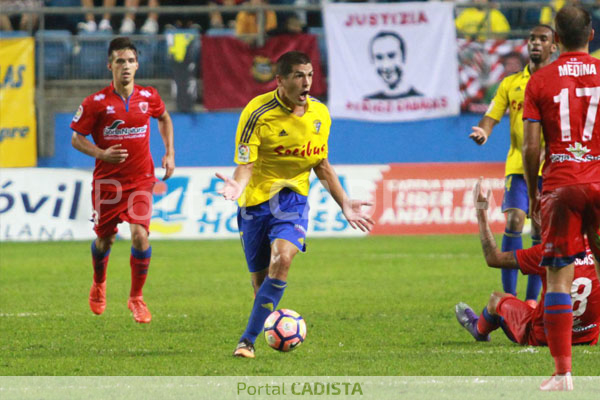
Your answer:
[469,126,488,145]
[472,177,492,210]
[162,153,175,181]
[342,199,375,232]
[529,194,541,228]
[215,172,243,201]
[101,144,128,164]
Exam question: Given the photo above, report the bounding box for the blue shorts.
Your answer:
[237,188,309,273]
[501,174,542,214]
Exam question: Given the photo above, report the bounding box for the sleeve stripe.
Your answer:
[241,99,278,143]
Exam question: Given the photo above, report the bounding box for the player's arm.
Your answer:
[71,132,128,164]
[470,115,499,145]
[522,119,542,225]
[313,158,374,232]
[157,110,175,180]
[473,177,518,269]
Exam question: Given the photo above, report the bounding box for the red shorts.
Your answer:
[540,183,600,267]
[496,295,541,345]
[91,184,154,238]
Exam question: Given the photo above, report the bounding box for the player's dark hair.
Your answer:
[276,51,312,76]
[555,5,592,50]
[533,24,556,42]
[501,51,525,66]
[369,31,405,63]
[108,37,138,61]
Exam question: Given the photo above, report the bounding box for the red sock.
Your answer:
[477,312,499,336]
[93,255,110,283]
[544,292,573,374]
[91,241,110,283]
[130,246,151,297]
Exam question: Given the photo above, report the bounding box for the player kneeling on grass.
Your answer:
[455,178,600,351]
[70,37,175,323]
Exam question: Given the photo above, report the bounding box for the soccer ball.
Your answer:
[264,309,307,352]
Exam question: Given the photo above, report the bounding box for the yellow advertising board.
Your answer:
[0,37,37,167]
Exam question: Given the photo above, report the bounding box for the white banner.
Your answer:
[0,167,384,241]
[324,2,460,122]
[0,169,92,241]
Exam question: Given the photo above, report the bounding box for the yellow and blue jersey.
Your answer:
[485,65,544,176]
[234,89,331,207]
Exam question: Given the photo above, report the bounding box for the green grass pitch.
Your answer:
[0,236,597,376]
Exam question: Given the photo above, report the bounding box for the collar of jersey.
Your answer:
[558,51,589,60]
[523,64,531,78]
[273,89,310,114]
[110,81,136,101]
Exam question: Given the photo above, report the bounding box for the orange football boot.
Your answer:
[127,296,152,323]
[89,281,106,315]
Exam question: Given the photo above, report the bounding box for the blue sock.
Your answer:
[240,277,287,343]
[91,240,110,259]
[482,307,500,326]
[526,235,542,301]
[501,229,522,295]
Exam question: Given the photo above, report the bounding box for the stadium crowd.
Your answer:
[2,0,596,36]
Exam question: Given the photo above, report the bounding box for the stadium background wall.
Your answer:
[44,113,511,167]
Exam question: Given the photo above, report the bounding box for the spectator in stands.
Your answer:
[121,0,160,34]
[235,0,277,42]
[455,0,511,40]
[484,51,525,104]
[210,0,244,29]
[78,0,160,34]
[0,0,42,32]
[78,0,116,32]
[540,0,565,26]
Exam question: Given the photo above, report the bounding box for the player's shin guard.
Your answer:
[544,292,573,374]
[241,277,287,343]
[91,240,111,283]
[130,246,151,297]
[477,307,500,336]
[501,229,522,295]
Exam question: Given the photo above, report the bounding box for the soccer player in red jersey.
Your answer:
[522,5,600,390]
[70,37,175,324]
[456,179,599,351]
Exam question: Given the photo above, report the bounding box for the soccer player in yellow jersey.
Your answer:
[216,51,374,358]
[469,25,556,306]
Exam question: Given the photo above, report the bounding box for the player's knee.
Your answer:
[488,291,505,314]
[96,235,115,252]
[505,210,525,231]
[272,252,293,270]
[131,228,149,249]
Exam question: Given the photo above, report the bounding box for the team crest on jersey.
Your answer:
[139,102,149,113]
[567,142,591,161]
[313,120,321,133]
[73,105,83,122]
[238,144,250,162]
